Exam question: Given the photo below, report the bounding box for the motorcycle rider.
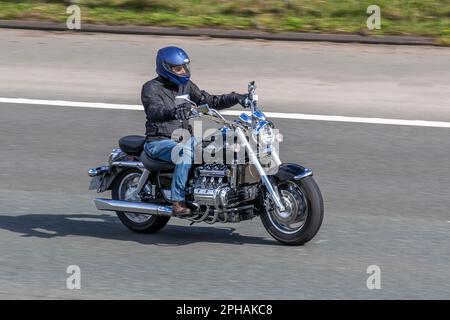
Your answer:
[141,46,248,217]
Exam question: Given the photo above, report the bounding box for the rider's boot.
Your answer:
[172,201,192,217]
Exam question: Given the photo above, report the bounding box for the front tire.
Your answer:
[260,177,324,245]
[111,169,170,233]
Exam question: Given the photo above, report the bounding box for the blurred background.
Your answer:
[0,0,449,44]
[0,1,449,300]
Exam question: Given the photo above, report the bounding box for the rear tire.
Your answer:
[111,169,170,233]
[260,177,324,245]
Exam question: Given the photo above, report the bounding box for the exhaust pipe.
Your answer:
[94,198,172,217]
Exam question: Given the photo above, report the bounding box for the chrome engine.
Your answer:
[193,164,257,208]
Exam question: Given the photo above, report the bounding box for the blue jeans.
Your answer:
[143,138,196,202]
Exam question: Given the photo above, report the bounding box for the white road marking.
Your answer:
[2,97,450,128]
[31,228,58,235]
[0,97,141,110]
[223,111,450,128]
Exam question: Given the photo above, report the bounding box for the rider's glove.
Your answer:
[173,103,191,120]
[234,93,250,108]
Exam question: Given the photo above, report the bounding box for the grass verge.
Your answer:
[0,1,449,44]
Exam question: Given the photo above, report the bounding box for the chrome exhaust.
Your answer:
[94,198,172,217]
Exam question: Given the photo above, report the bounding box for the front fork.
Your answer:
[235,127,286,213]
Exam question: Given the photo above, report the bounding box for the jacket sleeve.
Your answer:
[188,81,240,110]
[141,83,175,123]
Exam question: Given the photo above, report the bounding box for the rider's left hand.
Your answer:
[174,103,192,120]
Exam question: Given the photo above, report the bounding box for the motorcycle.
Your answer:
[88,81,323,245]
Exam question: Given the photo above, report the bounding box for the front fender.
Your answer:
[271,163,313,182]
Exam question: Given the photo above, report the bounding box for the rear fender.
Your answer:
[89,166,123,192]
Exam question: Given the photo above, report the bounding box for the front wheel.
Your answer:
[111,169,170,233]
[260,177,324,245]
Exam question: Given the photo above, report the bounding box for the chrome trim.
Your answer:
[156,205,173,216]
[108,148,125,165]
[135,169,149,194]
[88,166,109,177]
[175,94,196,107]
[235,127,286,212]
[251,120,275,145]
[293,168,313,181]
[94,198,172,217]
[111,161,144,169]
[88,168,99,177]
[253,120,273,133]
[230,163,237,189]
[270,149,282,167]
[209,108,227,121]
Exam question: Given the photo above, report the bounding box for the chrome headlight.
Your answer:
[252,120,275,145]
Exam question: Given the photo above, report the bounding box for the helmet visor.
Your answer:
[166,62,191,77]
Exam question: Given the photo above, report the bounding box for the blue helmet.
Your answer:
[156,46,191,86]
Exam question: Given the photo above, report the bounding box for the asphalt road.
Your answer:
[0,29,449,299]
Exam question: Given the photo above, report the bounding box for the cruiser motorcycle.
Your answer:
[88,81,323,245]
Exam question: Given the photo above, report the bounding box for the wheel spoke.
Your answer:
[118,172,153,224]
[267,181,308,234]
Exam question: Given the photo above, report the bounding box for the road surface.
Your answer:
[0,29,449,299]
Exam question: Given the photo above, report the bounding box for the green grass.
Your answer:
[0,0,449,44]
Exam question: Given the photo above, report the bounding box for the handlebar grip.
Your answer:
[248,81,256,93]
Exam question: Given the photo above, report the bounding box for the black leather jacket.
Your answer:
[141,76,242,141]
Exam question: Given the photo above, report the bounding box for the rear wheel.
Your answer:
[260,177,324,245]
[112,169,170,233]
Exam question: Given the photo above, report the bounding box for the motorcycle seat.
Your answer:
[140,150,175,172]
[119,135,175,171]
[118,135,146,155]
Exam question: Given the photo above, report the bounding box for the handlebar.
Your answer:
[187,80,259,129]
